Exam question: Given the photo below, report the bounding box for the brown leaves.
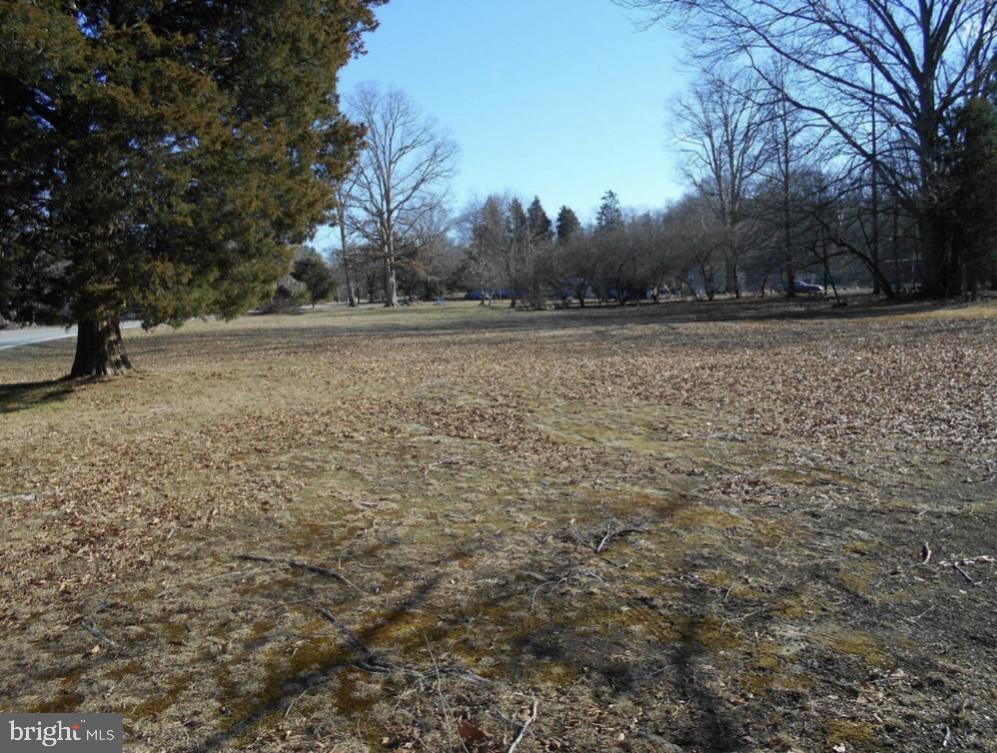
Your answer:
[457,718,489,744]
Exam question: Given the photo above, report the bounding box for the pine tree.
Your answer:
[596,191,624,233]
[0,0,382,376]
[292,250,335,307]
[527,196,553,245]
[556,206,582,245]
[508,199,530,247]
[942,98,997,295]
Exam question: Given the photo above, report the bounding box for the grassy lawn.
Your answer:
[1,298,995,753]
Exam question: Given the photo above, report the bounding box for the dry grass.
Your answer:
[1,297,995,753]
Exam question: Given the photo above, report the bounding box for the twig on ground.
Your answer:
[953,562,978,586]
[313,605,393,673]
[424,636,470,753]
[719,608,765,634]
[82,620,116,647]
[723,580,737,601]
[594,522,649,553]
[507,699,538,753]
[236,553,363,593]
[283,687,309,721]
[530,576,570,610]
[905,604,936,623]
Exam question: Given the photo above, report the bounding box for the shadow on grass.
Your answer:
[128,295,979,362]
[0,378,75,414]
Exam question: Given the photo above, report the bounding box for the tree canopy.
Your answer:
[0,0,383,375]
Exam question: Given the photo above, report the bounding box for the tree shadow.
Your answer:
[190,573,447,753]
[671,616,745,753]
[0,379,75,415]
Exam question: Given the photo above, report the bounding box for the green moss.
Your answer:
[693,569,765,600]
[826,719,878,750]
[775,594,816,619]
[30,691,84,713]
[813,628,889,667]
[161,621,188,647]
[843,540,877,555]
[333,669,380,714]
[106,660,142,681]
[130,675,191,720]
[838,560,881,598]
[670,506,741,530]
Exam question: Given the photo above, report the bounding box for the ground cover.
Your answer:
[1,297,995,752]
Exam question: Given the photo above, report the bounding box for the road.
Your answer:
[0,322,142,352]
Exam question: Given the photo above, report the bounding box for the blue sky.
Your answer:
[317,0,693,247]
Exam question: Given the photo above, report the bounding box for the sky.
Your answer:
[316,0,694,248]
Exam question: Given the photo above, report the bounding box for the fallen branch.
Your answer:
[507,699,538,753]
[82,620,116,647]
[313,605,394,673]
[236,554,363,593]
[953,562,978,586]
[595,524,648,553]
[283,687,310,721]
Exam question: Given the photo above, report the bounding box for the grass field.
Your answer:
[1,297,996,753]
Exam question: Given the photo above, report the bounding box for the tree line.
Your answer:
[618,0,997,299]
[3,0,995,377]
[327,0,997,307]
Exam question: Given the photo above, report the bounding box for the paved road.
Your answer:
[0,322,141,353]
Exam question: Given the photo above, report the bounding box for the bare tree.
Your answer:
[675,70,769,297]
[664,191,726,300]
[347,85,458,306]
[620,0,997,294]
[332,173,360,307]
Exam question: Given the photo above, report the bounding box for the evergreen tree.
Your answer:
[556,206,582,245]
[942,98,997,294]
[508,198,530,247]
[527,196,553,245]
[292,250,335,307]
[596,190,624,233]
[0,0,382,376]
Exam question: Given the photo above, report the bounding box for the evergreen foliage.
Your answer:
[555,206,582,245]
[527,196,553,245]
[596,190,624,232]
[0,0,383,374]
[292,250,334,306]
[941,98,997,294]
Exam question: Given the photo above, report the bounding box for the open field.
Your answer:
[1,298,996,753]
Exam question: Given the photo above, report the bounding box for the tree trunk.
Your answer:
[383,254,399,307]
[920,211,951,297]
[337,201,358,308]
[724,248,740,298]
[70,319,131,379]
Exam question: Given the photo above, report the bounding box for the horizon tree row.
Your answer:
[620,0,997,298]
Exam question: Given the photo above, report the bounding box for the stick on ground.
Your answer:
[594,522,649,553]
[236,553,363,593]
[953,562,978,586]
[507,699,538,753]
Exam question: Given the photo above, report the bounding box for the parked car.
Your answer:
[793,280,825,295]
